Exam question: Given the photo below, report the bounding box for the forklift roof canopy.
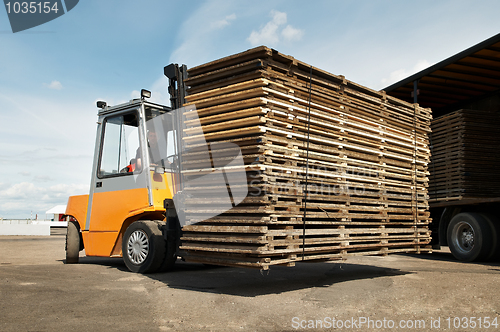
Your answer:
[383,33,500,115]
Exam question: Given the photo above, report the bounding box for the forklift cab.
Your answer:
[81,94,180,258]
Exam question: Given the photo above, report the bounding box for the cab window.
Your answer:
[98,112,140,178]
[145,106,177,171]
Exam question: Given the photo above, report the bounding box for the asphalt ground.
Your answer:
[0,228,499,331]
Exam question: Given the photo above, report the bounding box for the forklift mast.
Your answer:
[164,64,188,110]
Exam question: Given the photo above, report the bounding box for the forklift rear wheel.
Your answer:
[65,221,80,264]
[447,212,493,262]
[122,221,166,273]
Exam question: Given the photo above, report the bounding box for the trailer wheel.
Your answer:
[65,221,80,264]
[447,212,493,262]
[122,221,166,273]
[480,213,500,261]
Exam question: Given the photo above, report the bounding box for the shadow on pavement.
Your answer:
[58,253,413,297]
[145,260,410,297]
[402,249,500,267]
[402,250,455,262]
[58,256,129,271]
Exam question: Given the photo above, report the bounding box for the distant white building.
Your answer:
[45,205,67,222]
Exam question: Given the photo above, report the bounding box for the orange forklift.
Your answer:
[65,65,189,273]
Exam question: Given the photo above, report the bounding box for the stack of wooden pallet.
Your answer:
[428,109,500,202]
[177,46,432,269]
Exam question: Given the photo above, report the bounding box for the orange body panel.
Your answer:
[84,187,149,256]
[89,187,150,232]
[65,194,89,230]
[82,231,120,257]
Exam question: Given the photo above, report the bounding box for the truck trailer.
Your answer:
[384,33,500,262]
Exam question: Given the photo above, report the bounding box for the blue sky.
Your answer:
[1,0,500,219]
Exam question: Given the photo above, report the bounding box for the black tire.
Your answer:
[447,212,493,262]
[480,213,500,261]
[122,220,166,273]
[65,221,80,264]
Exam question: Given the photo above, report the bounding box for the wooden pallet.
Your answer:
[428,109,500,202]
[176,46,432,269]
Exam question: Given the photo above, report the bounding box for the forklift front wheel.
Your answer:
[122,221,166,273]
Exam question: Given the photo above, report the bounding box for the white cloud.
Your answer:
[130,90,140,99]
[247,10,304,46]
[211,13,237,29]
[128,76,169,108]
[148,76,170,106]
[381,60,432,87]
[44,80,63,90]
[272,10,287,25]
[0,181,88,218]
[1,182,37,200]
[34,175,53,182]
[282,25,304,42]
[0,91,95,218]
[167,1,245,69]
